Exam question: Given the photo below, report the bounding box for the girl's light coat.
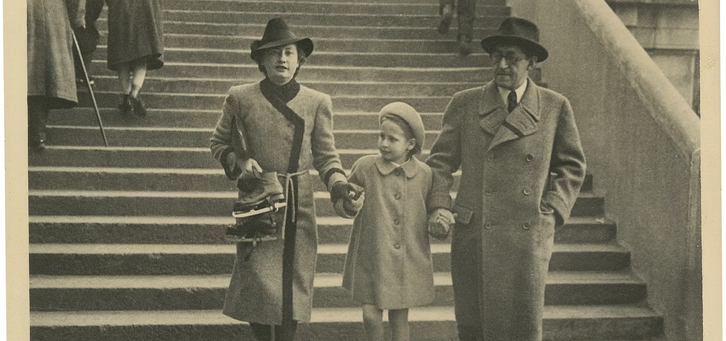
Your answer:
[343,155,435,309]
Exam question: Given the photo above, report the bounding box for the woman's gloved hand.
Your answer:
[330,181,364,203]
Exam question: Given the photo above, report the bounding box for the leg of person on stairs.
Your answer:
[28,97,49,151]
[437,0,455,34]
[116,62,133,115]
[456,0,475,56]
[248,321,298,341]
[129,60,148,117]
[389,308,410,341]
[363,304,385,341]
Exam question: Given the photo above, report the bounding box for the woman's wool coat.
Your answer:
[105,0,164,71]
[426,79,586,341]
[342,155,435,309]
[27,0,85,107]
[210,82,346,324]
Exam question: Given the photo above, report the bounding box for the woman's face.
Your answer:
[378,119,414,165]
[261,44,299,85]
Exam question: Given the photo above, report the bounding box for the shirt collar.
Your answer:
[374,155,420,178]
[497,78,528,106]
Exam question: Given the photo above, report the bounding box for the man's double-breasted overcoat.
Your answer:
[426,79,586,340]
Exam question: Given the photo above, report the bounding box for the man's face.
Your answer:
[491,45,534,90]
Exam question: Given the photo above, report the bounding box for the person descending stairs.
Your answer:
[29,0,664,340]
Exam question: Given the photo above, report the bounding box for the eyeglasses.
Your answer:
[489,52,525,65]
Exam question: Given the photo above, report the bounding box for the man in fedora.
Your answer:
[426,17,586,340]
[211,18,357,341]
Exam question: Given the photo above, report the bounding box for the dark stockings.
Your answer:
[249,321,298,341]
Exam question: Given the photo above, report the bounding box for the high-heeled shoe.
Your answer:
[130,95,147,117]
[118,94,132,116]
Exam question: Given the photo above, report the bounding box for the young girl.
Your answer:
[335,102,450,341]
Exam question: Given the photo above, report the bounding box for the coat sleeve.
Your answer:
[210,90,245,180]
[66,0,86,29]
[310,94,347,190]
[543,98,587,226]
[425,94,464,212]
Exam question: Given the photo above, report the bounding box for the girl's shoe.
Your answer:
[131,95,147,117]
[118,94,132,116]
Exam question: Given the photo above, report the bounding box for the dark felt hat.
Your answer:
[250,18,314,61]
[480,17,548,62]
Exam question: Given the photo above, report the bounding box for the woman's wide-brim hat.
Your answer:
[250,18,314,62]
[480,17,548,62]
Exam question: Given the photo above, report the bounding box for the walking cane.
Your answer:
[72,31,109,147]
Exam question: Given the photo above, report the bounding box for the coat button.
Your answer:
[394,219,400,225]
[525,154,534,162]
[485,190,492,196]
[394,169,401,176]
[523,222,531,230]
[486,155,494,162]
[484,222,492,229]
[394,193,401,200]
[394,243,401,249]
[523,188,531,196]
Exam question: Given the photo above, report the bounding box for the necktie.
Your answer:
[507,91,517,113]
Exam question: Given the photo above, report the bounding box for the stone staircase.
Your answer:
[28,0,664,340]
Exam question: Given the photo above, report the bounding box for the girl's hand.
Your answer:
[428,217,451,240]
[334,193,364,218]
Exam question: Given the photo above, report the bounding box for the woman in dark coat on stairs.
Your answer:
[27,0,86,151]
[210,18,359,341]
[105,0,164,117]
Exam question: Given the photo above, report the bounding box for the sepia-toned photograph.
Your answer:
[8,0,716,340]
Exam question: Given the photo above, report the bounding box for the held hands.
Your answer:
[332,182,365,218]
[334,193,365,218]
[330,181,364,203]
[428,208,455,240]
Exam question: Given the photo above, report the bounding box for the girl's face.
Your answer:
[261,44,299,85]
[378,119,415,165]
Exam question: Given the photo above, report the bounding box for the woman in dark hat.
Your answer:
[210,18,359,341]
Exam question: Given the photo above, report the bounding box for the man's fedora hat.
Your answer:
[250,18,314,61]
[481,17,548,62]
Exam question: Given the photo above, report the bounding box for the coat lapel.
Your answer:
[478,83,508,136]
[487,79,541,152]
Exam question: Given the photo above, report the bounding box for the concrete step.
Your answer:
[28,215,611,245]
[97,20,500,40]
[27,166,593,193]
[94,47,491,68]
[76,91,453,112]
[29,271,645,311]
[45,126,443,148]
[87,76,483,98]
[86,62,507,83]
[138,34,488,54]
[160,1,505,16]
[28,243,630,275]
[29,306,662,341]
[27,190,605,217]
[157,9,509,28]
[26,148,601,192]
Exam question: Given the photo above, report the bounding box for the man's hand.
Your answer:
[428,208,455,240]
